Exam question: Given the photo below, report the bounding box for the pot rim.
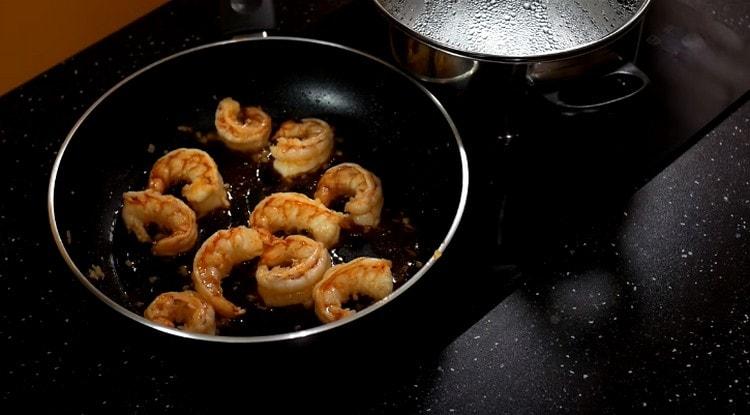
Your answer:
[47,36,469,344]
[372,0,653,64]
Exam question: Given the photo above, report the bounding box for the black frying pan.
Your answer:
[48,36,467,343]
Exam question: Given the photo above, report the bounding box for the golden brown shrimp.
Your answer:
[312,257,394,323]
[270,118,334,178]
[315,163,384,228]
[192,226,264,318]
[249,192,343,248]
[144,290,216,335]
[214,97,272,152]
[256,235,332,307]
[122,190,198,256]
[148,148,229,217]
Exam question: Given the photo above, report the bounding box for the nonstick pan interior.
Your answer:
[49,37,467,342]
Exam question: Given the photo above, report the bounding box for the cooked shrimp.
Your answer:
[148,148,229,217]
[215,97,272,152]
[249,192,343,248]
[256,235,331,307]
[312,257,393,323]
[144,290,216,335]
[315,163,384,228]
[122,190,198,256]
[192,226,264,318]
[270,118,334,178]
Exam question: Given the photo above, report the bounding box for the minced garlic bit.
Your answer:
[400,216,415,231]
[87,265,105,281]
[177,125,193,133]
[146,143,156,154]
[195,131,213,144]
[177,265,189,277]
[252,148,272,163]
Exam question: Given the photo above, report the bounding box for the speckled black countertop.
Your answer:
[1,0,749,413]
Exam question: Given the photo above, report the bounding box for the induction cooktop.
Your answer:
[302,0,750,348]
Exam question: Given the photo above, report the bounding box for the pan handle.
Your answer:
[219,0,277,38]
[539,62,650,113]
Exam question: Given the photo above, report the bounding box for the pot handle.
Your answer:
[540,62,650,112]
[219,0,277,38]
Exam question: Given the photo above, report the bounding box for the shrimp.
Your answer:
[122,190,198,256]
[192,226,264,318]
[315,163,384,228]
[148,148,230,217]
[256,235,332,307]
[214,97,272,152]
[144,290,216,335]
[312,257,393,323]
[249,192,343,248]
[270,118,334,178]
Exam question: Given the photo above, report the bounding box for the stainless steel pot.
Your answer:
[374,0,653,112]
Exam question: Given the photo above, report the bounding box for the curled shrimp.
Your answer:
[249,192,343,248]
[148,148,229,217]
[315,163,384,228]
[144,290,216,335]
[122,190,198,256]
[312,257,394,323]
[192,226,264,318]
[215,97,272,152]
[256,235,332,307]
[270,118,334,178]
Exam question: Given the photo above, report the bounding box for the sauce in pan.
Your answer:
[110,130,425,336]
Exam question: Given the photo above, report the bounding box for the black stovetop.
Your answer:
[1,0,749,412]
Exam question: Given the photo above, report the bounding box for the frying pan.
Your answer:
[47,36,468,343]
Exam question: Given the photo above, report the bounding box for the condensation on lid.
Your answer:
[376,0,649,61]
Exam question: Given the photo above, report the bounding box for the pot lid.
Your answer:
[374,0,651,62]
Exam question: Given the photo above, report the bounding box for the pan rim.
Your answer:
[47,36,469,344]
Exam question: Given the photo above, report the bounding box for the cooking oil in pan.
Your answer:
[109,135,425,336]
